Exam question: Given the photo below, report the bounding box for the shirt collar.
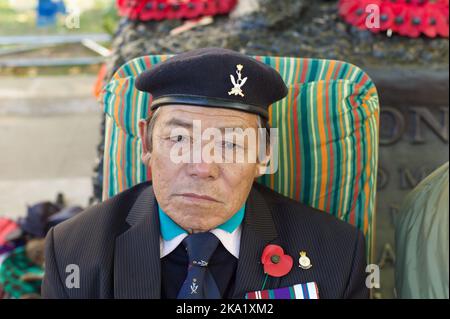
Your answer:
[160,226,242,259]
[158,203,246,241]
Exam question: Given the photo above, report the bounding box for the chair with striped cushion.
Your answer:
[101,55,380,261]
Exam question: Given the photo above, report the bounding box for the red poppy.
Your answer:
[117,0,139,20]
[360,0,383,32]
[341,0,371,30]
[421,2,449,38]
[261,244,293,278]
[400,5,424,38]
[377,2,395,32]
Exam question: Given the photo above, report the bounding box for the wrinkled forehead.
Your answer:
[154,104,260,130]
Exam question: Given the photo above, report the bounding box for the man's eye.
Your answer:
[170,135,189,143]
[223,141,238,149]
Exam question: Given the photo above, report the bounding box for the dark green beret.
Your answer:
[135,47,288,119]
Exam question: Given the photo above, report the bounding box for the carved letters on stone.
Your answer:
[380,106,449,145]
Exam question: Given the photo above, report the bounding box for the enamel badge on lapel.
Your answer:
[298,251,312,270]
[228,64,248,97]
[190,278,198,295]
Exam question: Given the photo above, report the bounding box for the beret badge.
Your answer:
[228,64,248,98]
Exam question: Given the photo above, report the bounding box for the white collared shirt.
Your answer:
[160,225,242,259]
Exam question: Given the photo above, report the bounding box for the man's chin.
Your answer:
[176,214,226,232]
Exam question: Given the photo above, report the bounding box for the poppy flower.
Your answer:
[377,2,396,32]
[421,2,449,37]
[359,0,383,32]
[117,0,140,20]
[261,244,293,278]
[340,0,372,29]
[399,5,424,38]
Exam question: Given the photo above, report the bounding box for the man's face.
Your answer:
[140,105,263,232]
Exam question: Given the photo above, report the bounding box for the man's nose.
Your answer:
[187,161,219,180]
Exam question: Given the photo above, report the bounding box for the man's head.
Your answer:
[135,48,287,233]
[138,105,268,232]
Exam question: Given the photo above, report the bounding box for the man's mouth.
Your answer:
[175,193,221,203]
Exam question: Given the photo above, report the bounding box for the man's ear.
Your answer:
[255,150,271,178]
[138,119,152,166]
[255,161,269,178]
[142,152,152,167]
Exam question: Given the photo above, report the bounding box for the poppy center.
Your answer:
[271,255,281,264]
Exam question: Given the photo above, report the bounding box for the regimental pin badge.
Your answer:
[193,260,208,267]
[298,251,312,270]
[190,278,198,294]
[228,64,248,97]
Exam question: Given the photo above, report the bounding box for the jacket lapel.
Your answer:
[114,185,161,298]
[232,184,280,298]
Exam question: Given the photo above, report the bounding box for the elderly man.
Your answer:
[42,48,368,299]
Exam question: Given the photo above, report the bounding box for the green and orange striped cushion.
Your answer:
[101,55,379,260]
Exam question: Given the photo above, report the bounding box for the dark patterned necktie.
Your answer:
[177,232,221,299]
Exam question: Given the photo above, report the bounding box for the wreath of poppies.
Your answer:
[339,0,449,38]
[116,0,238,21]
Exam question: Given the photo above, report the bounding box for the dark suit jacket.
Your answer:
[41,181,369,299]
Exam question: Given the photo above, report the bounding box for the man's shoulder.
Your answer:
[51,182,152,250]
[253,182,361,241]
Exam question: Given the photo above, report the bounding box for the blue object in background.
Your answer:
[36,0,66,27]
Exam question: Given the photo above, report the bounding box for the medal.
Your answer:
[298,251,312,270]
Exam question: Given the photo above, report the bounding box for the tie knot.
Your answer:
[183,232,219,266]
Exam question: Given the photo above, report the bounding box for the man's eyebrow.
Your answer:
[163,118,253,130]
[164,118,193,129]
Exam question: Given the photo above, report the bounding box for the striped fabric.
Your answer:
[101,55,379,261]
[245,282,319,299]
